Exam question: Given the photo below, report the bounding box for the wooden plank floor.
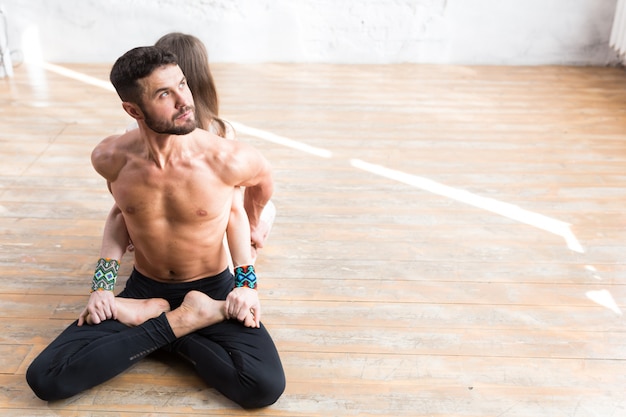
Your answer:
[1,61,626,416]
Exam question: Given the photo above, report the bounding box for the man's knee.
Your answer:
[26,361,56,402]
[238,371,286,409]
[26,354,78,402]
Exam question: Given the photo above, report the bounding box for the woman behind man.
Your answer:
[154,32,267,266]
[156,32,275,267]
[157,32,276,264]
[82,32,275,326]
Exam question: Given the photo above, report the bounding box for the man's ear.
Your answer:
[122,102,143,120]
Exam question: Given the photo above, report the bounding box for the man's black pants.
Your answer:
[26,268,285,409]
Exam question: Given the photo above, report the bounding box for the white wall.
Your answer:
[2,0,621,65]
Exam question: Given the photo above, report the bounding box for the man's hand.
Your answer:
[225,287,261,328]
[78,290,117,326]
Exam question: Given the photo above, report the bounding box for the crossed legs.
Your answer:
[26,270,285,409]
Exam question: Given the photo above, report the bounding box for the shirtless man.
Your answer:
[26,46,285,409]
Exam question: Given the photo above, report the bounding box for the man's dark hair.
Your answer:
[109,46,178,103]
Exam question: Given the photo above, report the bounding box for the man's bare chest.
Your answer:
[112,163,230,221]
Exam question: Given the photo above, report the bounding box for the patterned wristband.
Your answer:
[234,265,257,290]
[91,258,120,292]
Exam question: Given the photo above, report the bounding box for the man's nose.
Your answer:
[174,91,191,108]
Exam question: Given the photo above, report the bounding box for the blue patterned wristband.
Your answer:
[234,265,257,290]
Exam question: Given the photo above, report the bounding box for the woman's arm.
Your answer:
[226,188,254,268]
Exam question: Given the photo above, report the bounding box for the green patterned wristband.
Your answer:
[234,265,257,290]
[91,258,120,292]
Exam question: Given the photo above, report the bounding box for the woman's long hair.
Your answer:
[155,32,227,137]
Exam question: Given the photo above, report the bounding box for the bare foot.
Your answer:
[166,291,226,338]
[116,298,171,326]
[85,298,170,327]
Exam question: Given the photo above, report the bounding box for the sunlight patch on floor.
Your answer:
[43,62,115,92]
[231,122,333,158]
[586,289,623,315]
[350,158,585,253]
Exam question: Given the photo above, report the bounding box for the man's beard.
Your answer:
[142,105,197,135]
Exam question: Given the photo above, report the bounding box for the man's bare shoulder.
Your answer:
[191,127,239,157]
[91,130,141,180]
[194,129,269,188]
[196,128,246,161]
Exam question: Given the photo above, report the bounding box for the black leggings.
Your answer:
[26,268,285,409]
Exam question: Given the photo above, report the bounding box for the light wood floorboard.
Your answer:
[1,62,625,416]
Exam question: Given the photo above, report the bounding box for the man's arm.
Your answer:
[225,189,261,328]
[220,141,273,328]
[79,135,127,326]
[78,204,129,326]
[99,203,130,261]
